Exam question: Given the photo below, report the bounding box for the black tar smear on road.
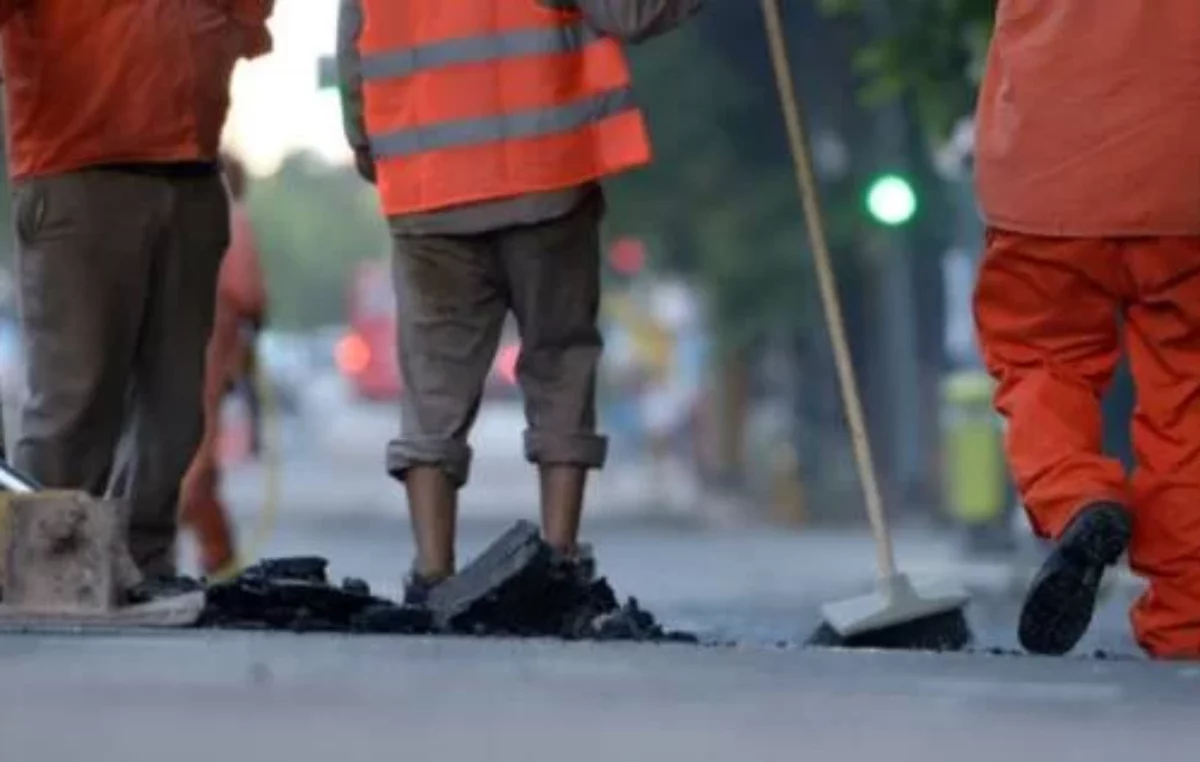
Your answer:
[199,521,699,644]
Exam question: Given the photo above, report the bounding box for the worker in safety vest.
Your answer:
[336,0,701,599]
[180,153,268,579]
[973,1,1200,658]
[0,1,274,591]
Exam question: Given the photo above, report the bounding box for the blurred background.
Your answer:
[0,0,1139,583]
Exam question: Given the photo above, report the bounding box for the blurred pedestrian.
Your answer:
[337,0,702,600]
[1,1,275,592]
[180,152,268,579]
[973,1,1200,658]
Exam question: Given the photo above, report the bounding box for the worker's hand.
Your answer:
[235,22,273,60]
[570,0,703,44]
[354,147,377,185]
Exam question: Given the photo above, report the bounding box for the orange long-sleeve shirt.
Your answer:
[1,0,274,180]
[975,1,1200,236]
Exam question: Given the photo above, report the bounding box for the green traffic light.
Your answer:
[865,174,917,226]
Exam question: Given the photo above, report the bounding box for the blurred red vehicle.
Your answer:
[338,261,400,400]
[337,261,522,401]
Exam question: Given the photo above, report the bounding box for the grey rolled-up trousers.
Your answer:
[387,191,609,487]
[11,166,229,577]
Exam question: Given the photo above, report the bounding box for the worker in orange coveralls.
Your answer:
[1,0,274,592]
[973,1,1200,658]
[180,153,267,578]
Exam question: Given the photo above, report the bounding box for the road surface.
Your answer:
[1,633,1196,762]
[179,518,1147,656]
[7,373,1191,761]
[204,378,1146,654]
[222,377,702,523]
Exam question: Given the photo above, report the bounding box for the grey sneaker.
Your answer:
[402,571,445,607]
[550,543,596,586]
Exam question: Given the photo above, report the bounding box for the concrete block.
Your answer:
[428,520,551,632]
[1,491,134,614]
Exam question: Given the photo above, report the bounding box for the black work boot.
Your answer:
[1018,501,1132,655]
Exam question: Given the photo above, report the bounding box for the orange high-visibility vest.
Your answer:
[358,0,653,216]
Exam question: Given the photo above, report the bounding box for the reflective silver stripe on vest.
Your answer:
[370,86,636,159]
[361,23,601,81]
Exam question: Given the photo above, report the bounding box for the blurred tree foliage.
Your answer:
[603,2,871,351]
[245,151,388,329]
[818,0,995,141]
[603,18,807,350]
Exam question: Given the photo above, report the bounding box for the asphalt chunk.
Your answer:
[195,521,693,643]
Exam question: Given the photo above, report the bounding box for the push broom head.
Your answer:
[808,573,973,651]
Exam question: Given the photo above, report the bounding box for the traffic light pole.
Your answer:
[317,55,337,90]
[862,0,924,506]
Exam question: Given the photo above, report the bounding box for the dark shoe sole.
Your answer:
[1018,506,1131,656]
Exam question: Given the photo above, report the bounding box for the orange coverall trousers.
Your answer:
[974,229,1200,658]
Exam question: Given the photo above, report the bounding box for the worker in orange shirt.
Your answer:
[973,1,1200,658]
[336,0,701,601]
[1,1,274,592]
[180,153,267,579]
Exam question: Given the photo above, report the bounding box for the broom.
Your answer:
[758,0,972,650]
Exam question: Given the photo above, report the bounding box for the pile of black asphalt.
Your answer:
[197,520,699,644]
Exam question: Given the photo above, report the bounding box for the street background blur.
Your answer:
[0,0,1145,648]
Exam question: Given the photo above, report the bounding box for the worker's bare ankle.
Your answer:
[544,534,577,556]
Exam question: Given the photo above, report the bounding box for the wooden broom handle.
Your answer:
[759,0,897,578]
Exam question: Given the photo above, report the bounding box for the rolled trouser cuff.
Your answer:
[523,430,608,469]
[386,438,473,487]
